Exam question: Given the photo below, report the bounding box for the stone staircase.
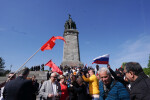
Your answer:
[28,71,47,82]
[0,76,7,84]
[0,71,48,84]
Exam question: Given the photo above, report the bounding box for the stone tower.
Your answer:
[61,15,83,67]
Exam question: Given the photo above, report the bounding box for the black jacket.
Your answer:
[109,68,129,87]
[73,84,89,100]
[130,72,150,100]
[68,81,79,100]
[3,76,33,100]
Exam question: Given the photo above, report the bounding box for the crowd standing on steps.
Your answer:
[0,62,150,100]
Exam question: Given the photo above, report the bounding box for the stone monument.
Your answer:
[61,15,83,67]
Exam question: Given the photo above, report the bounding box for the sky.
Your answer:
[0,0,150,71]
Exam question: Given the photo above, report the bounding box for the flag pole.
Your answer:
[8,36,66,80]
[14,48,41,75]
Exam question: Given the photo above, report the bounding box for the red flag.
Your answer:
[45,60,63,75]
[41,36,66,51]
[52,36,66,43]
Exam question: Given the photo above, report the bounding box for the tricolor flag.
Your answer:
[92,54,109,64]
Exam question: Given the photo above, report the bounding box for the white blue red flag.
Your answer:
[92,54,109,64]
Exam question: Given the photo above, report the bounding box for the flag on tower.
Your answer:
[92,54,109,64]
[45,60,63,75]
[41,36,66,51]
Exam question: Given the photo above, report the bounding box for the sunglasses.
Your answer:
[51,76,57,78]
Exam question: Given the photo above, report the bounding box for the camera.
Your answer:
[80,69,88,76]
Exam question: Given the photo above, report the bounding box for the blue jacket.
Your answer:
[99,79,130,100]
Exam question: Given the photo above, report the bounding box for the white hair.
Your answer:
[51,72,57,77]
[98,67,111,75]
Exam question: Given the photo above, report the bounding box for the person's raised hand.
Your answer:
[107,64,110,69]
[81,72,84,76]
[70,84,73,87]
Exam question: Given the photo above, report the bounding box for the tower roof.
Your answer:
[64,14,76,29]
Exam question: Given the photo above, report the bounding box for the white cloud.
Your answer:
[113,34,150,68]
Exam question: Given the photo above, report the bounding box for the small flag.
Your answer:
[92,54,109,64]
[41,36,66,51]
[45,60,63,75]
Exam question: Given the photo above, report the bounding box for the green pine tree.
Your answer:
[143,54,150,76]
[148,54,150,68]
[121,62,126,69]
[0,57,5,71]
[0,57,6,76]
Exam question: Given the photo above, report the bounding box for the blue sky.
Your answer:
[0,0,150,71]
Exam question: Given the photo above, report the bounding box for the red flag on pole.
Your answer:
[41,36,66,51]
[45,60,63,75]
[52,36,66,43]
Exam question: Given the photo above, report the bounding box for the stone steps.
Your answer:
[27,71,47,82]
[0,77,7,83]
[0,71,48,84]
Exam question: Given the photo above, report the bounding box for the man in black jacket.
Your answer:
[3,68,33,100]
[107,64,129,88]
[68,75,79,100]
[124,62,150,100]
[47,71,50,80]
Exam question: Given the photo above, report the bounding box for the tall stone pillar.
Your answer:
[61,15,83,67]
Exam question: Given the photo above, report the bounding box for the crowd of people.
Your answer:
[30,64,45,71]
[0,62,150,100]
